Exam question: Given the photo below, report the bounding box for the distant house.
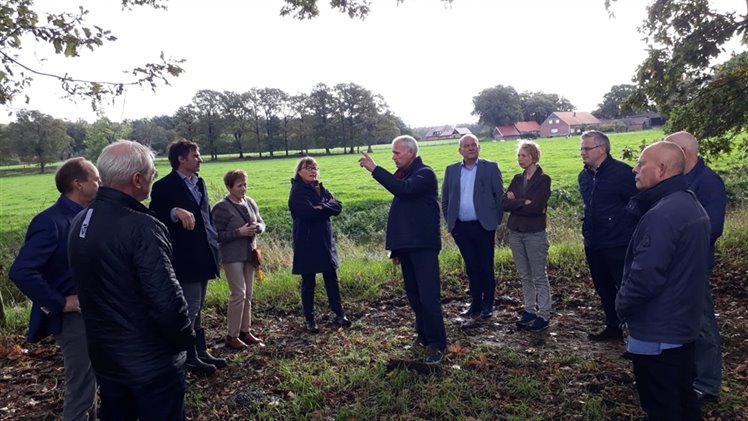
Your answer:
[540,112,600,137]
[597,112,665,133]
[423,125,471,140]
[514,121,542,137]
[494,125,521,140]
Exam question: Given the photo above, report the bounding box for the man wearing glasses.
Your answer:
[578,130,638,342]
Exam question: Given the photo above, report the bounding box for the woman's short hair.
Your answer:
[518,140,541,163]
[293,157,318,180]
[223,169,247,188]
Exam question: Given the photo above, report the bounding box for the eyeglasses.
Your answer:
[580,145,603,152]
[302,166,319,171]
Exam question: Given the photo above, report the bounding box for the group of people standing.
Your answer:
[8,128,726,420]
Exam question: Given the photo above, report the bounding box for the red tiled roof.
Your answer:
[496,125,520,136]
[514,121,541,132]
[553,112,600,126]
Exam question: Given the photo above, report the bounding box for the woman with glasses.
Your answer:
[213,169,266,350]
[502,141,552,332]
[289,157,351,333]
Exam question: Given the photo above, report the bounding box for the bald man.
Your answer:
[665,131,727,401]
[616,142,711,420]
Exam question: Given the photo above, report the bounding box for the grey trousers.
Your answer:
[508,230,552,320]
[53,312,97,421]
[182,280,208,330]
[223,261,255,337]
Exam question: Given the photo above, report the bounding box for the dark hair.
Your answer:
[224,169,247,188]
[55,157,91,194]
[167,139,199,170]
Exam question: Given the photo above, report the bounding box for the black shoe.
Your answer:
[305,320,320,334]
[185,357,217,376]
[195,328,227,369]
[480,310,493,319]
[588,326,623,342]
[694,389,718,402]
[460,307,481,318]
[515,310,537,327]
[333,314,352,327]
[412,336,426,349]
[424,346,444,364]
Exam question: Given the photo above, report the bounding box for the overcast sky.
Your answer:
[3,0,744,127]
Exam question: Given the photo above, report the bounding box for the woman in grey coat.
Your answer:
[213,170,266,349]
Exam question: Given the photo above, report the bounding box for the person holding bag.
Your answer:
[213,169,266,350]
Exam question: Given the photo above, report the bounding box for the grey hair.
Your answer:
[97,140,155,187]
[459,134,479,147]
[580,130,611,154]
[392,135,419,155]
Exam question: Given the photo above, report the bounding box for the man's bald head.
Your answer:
[633,141,686,190]
[664,131,699,173]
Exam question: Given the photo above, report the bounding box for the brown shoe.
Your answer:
[225,335,248,350]
[239,331,264,346]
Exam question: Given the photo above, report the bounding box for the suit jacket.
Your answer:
[9,195,82,342]
[150,170,220,284]
[442,158,504,232]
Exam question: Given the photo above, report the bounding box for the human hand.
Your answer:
[175,208,196,231]
[239,224,257,237]
[391,256,400,266]
[63,295,81,313]
[506,191,515,200]
[358,152,376,172]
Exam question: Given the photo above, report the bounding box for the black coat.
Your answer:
[289,179,341,275]
[371,156,441,252]
[150,170,220,283]
[69,187,194,385]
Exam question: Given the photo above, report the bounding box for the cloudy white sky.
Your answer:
[3,0,745,127]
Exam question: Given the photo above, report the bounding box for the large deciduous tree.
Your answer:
[0,0,183,110]
[221,91,254,159]
[612,0,747,156]
[519,91,575,124]
[257,88,288,157]
[85,117,132,161]
[7,110,71,173]
[472,85,523,127]
[593,84,636,119]
[308,83,336,154]
[191,89,224,161]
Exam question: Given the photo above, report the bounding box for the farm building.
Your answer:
[423,125,472,140]
[539,112,600,137]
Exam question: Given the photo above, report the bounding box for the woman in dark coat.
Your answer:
[289,157,351,333]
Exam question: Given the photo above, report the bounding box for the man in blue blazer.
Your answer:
[9,157,100,420]
[442,134,504,318]
[150,139,224,375]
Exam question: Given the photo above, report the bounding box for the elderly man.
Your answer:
[9,157,99,421]
[359,135,447,364]
[578,130,638,341]
[665,131,727,402]
[442,134,503,319]
[616,141,710,420]
[69,140,194,420]
[150,139,224,375]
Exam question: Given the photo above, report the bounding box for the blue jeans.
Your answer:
[97,368,186,421]
[693,289,721,396]
[509,230,551,320]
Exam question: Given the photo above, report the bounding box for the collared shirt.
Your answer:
[458,161,478,222]
[170,170,203,222]
[627,336,682,355]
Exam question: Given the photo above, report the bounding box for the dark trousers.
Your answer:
[451,220,496,313]
[97,369,186,421]
[584,246,626,328]
[399,249,447,351]
[301,269,344,322]
[631,343,701,421]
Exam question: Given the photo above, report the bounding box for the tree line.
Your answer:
[0,83,411,172]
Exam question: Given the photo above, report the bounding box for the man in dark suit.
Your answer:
[359,135,447,364]
[442,134,503,319]
[9,157,100,420]
[150,139,224,375]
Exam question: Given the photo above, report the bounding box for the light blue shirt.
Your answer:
[627,336,682,355]
[458,162,478,222]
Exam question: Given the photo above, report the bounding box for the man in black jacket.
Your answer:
[69,140,194,420]
[150,139,225,375]
[359,135,447,364]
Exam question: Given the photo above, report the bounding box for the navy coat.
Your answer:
[150,170,220,284]
[9,196,82,342]
[289,179,342,275]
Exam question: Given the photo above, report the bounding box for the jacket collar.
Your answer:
[96,187,153,215]
[57,194,84,214]
[630,174,689,214]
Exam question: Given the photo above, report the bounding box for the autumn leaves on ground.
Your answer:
[1,243,746,420]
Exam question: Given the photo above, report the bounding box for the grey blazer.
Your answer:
[212,196,265,263]
[441,158,504,232]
